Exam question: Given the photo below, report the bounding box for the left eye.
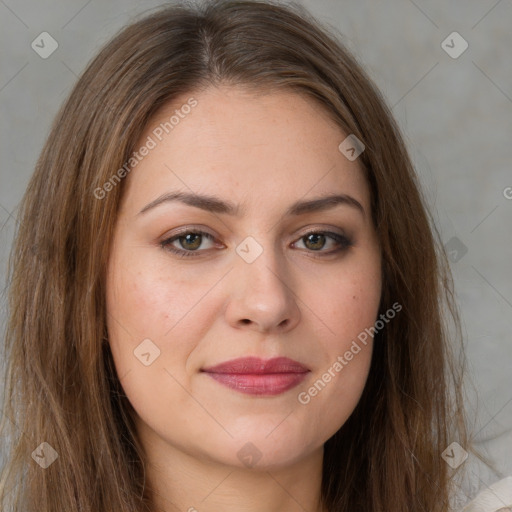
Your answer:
[293,231,351,252]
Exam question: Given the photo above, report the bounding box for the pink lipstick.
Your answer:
[201,356,310,396]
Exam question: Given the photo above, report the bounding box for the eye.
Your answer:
[160,229,218,258]
[292,230,353,255]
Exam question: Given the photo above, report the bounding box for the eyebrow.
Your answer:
[138,191,365,218]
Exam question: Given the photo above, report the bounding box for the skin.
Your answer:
[106,85,382,512]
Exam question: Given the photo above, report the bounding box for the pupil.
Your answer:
[306,233,325,250]
[182,233,201,250]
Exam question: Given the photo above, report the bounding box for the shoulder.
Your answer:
[462,477,512,512]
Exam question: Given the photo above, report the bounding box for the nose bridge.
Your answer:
[225,234,300,332]
[235,234,284,292]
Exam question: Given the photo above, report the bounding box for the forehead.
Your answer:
[121,85,370,216]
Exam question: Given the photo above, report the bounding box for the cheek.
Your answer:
[105,246,222,393]
[296,256,381,428]
[316,258,382,349]
[106,247,211,339]
[104,252,204,425]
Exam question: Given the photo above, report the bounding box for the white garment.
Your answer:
[462,477,512,512]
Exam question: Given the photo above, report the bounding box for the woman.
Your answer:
[0,1,472,510]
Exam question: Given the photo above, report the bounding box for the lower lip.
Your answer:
[204,372,309,396]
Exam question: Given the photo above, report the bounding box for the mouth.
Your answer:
[200,356,310,396]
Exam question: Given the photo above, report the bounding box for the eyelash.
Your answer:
[159,228,353,259]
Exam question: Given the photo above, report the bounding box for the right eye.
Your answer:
[160,229,220,258]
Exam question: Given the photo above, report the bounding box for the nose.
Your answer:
[224,243,301,334]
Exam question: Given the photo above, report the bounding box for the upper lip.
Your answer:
[201,356,309,374]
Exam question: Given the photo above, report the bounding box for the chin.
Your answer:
[201,426,323,471]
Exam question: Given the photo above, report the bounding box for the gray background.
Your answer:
[1,0,511,507]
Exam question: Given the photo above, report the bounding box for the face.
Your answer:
[106,85,382,471]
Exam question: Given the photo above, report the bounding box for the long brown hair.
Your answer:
[0,1,469,510]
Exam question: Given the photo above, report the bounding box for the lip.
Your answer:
[201,357,310,396]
